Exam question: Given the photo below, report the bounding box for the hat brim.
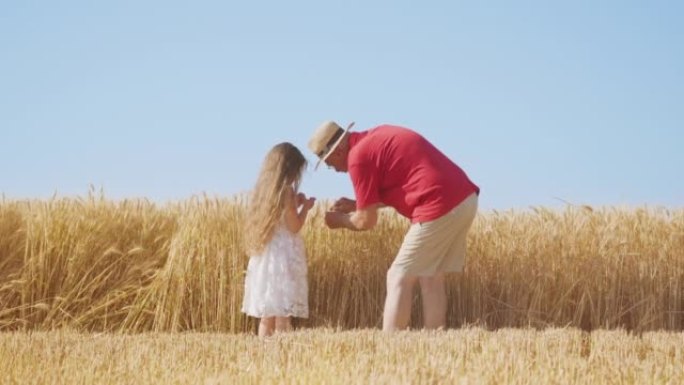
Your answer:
[314,121,355,170]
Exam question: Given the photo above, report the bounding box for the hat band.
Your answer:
[317,128,344,157]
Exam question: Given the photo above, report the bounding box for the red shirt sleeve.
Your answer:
[349,160,381,210]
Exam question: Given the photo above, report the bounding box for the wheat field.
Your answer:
[0,193,683,383]
[1,328,683,384]
[1,193,682,332]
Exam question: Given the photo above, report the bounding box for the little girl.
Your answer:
[242,142,316,337]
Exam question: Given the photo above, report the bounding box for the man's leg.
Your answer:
[383,268,418,331]
[419,273,447,329]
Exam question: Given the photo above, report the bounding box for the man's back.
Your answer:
[348,125,479,223]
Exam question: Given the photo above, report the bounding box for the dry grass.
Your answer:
[0,192,683,332]
[0,328,682,384]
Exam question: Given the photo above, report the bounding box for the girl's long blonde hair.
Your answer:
[245,142,307,255]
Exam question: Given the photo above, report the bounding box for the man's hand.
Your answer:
[324,210,347,229]
[331,197,356,214]
[324,205,378,231]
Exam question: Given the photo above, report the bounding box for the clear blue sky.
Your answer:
[1,0,682,210]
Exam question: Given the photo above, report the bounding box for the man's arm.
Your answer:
[332,197,386,214]
[325,204,380,231]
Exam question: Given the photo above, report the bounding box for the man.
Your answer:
[308,121,480,331]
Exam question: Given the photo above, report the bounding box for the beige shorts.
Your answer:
[391,192,478,276]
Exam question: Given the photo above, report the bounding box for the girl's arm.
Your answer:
[283,186,313,233]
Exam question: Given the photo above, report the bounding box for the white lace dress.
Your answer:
[242,222,309,318]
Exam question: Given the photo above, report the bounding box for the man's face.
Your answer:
[324,147,348,173]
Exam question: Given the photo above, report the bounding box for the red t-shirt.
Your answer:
[348,125,479,223]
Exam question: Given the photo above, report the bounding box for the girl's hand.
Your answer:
[331,197,356,214]
[302,196,316,211]
[296,192,306,207]
[297,192,316,211]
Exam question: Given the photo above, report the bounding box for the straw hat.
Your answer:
[307,121,355,170]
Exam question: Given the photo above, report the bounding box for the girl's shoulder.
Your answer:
[283,184,295,197]
[282,184,297,208]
